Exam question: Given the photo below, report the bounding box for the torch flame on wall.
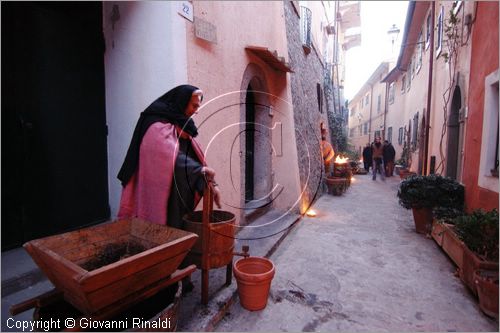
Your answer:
[334,156,349,164]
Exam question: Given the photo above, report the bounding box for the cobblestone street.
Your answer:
[216,175,498,332]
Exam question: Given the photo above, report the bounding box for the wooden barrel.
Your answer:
[183,210,235,269]
[325,177,347,196]
[33,282,182,332]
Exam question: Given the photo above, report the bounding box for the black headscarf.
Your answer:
[117,84,202,186]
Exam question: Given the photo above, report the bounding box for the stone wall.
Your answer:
[284,1,331,207]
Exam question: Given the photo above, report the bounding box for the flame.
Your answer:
[351,177,356,182]
[335,156,349,164]
[306,209,317,217]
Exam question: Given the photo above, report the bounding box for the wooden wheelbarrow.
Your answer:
[11,218,198,326]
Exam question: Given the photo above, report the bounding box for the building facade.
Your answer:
[2,1,352,248]
[381,1,498,211]
[347,62,389,156]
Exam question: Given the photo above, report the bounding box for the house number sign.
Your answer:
[178,1,193,22]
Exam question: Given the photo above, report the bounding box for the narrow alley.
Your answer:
[215,175,498,332]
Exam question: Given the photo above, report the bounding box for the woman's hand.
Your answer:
[213,186,222,209]
[201,166,216,181]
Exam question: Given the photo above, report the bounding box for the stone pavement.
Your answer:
[215,175,499,332]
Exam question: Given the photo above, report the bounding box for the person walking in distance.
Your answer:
[383,140,396,177]
[362,143,372,173]
[371,137,385,181]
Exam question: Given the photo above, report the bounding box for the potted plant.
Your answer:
[394,158,407,176]
[431,206,464,247]
[474,269,499,319]
[397,175,464,235]
[454,209,499,300]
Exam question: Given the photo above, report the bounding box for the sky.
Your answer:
[344,1,409,100]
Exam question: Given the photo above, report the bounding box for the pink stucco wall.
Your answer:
[462,1,499,212]
[184,2,302,221]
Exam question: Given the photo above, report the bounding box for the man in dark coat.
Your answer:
[383,140,396,177]
[362,143,372,172]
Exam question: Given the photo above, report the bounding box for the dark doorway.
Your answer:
[245,85,255,203]
[446,87,461,180]
[2,2,109,250]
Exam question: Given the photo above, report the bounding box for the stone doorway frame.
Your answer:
[239,63,273,224]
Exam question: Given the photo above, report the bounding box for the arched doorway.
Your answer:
[446,86,463,180]
[245,85,256,202]
[240,64,272,222]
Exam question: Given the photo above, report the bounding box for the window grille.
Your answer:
[300,6,312,51]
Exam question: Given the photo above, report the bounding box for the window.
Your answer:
[365,94,369,106]
[300,6,312,51]
[416,31,423,73]
[374,130,381,139]
[358,125,362,136]
[412,112,419,149]
[377,94,381,113]
[387,127,393,143]
[426,13,431,50]
[407,63,412,91]
[389,82,395,104]
[436,6,444,57]
[453,1,463,15]
[398,127,404,145]
[411,55,416,78]
[350,107,356,117]
[401,75,406,94]
[350,128,354,137]
[478,69,499,191]
[317,83,323,113]
[363,122,368,135]
[408,120,412,146]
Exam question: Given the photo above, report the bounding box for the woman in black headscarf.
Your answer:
[117,84,221,228]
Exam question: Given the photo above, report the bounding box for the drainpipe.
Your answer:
[383,80,389,140]
[368,83,374,143]
[423,2,435,175]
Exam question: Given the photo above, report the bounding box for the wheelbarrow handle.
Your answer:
[10,288,63,315]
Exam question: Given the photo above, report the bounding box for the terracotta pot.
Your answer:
[431,219,446,247]
[474,269,499,319]
[401,172,417,180]
[325,177,347,196]
[234,257,275,311]
[460,246,499,296]
[442,224,465,269]
[411,207,433,234]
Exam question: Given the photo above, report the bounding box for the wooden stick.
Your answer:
[201,181,214,305]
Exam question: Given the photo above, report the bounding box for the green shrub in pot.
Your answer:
[454,209,499,262]
[432,206,465,225]
[397,174,464,210]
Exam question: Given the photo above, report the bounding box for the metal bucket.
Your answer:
[183,210,235,269]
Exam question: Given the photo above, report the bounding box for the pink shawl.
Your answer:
[117,122,206,225]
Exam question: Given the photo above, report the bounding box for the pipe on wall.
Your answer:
[423,1,435,175]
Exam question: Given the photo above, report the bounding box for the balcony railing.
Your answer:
[300,6,312,52]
